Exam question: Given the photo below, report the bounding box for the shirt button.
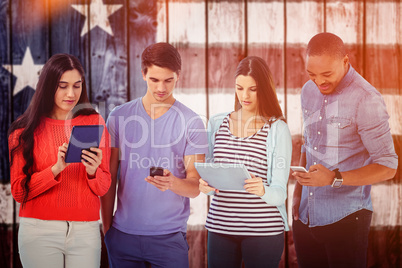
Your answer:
[324,100,328,103]
[314,147,317,150]
[305,110,308,113]
[314,162,317,165]
[310,192,313,196]
[318,131,321,135]
[319,116,322,120]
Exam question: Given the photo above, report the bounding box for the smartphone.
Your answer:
[290,166,308,173]
[150,166,164,177]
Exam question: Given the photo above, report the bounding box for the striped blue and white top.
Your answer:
[205,115,285,236]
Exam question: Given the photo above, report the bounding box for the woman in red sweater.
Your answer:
[8,53,111,267]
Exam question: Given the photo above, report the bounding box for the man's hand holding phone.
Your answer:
[292,164,335,187]
[145,167,175,192]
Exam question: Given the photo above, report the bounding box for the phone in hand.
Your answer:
[150,166,164,177]
[291,166,308,173]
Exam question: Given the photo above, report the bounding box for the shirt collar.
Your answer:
[334,64,354,94]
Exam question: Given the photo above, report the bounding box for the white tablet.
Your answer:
[194,163,251,191]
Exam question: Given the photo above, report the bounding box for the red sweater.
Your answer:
[9,114,111,221]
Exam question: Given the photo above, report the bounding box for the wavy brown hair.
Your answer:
[8,53,97,207]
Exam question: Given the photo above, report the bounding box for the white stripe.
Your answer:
[209,210,279,217]
[248,2,284,44]
[161,2,400,45]
[168,2,206,44]
[207,218,283,227]
[206,229,284,236]
[210,202,269,209]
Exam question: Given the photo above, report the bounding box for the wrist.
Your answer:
[331,168,343,188]
[51,165,62,177]
[330,170,336,185]
[87,169,96,179]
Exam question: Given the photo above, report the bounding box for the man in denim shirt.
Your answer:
[292,32,398,268]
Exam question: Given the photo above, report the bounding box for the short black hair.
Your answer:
[141,42,181,75]
[306,32,346,59]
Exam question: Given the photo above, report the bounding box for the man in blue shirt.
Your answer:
[292,32,398,268]
[101,43,208,268]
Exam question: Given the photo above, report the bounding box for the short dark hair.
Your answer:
[234,56,284,121]
[141,42,181,75]
[306,32,346,59]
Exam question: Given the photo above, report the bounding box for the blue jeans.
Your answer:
[293,209,372,268]
[104,226,189,268]
[207,231,284,268]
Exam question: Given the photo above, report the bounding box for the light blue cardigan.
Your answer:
[206,112,292,231]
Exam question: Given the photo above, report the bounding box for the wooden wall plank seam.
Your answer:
[129,0,158,101]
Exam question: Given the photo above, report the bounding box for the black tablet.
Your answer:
[65,125,104,163]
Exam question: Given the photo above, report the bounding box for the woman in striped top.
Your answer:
[199,56,292,268]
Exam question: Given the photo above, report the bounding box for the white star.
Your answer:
[72,0,123,37]
[3,47,44,96]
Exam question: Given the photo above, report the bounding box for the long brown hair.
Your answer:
[8,53,97,206]
[234,56,284,121]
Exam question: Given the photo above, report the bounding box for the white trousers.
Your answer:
[18,217,101,268]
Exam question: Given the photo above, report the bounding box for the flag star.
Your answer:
[2,47,43,96]
[72,0,123,37]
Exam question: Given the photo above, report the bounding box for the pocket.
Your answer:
[326,116,352,146]
[104,226,115,245]
[171,232,189,251]
[327,117,351,129]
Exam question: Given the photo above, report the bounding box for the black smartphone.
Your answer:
[150,166,164,177]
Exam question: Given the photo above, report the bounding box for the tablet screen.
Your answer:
[194,163,251,191]
[65,125,104,163]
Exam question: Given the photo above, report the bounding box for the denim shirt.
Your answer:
[299,65,398,227]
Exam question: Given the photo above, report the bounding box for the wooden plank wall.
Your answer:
[0,0,401,267]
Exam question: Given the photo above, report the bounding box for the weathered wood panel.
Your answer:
[167,2,208,267]
[128,0,157,101]
[1,1,49,267]
[364,2,401,266]
[326,0,364,74]
[49,0,89,73]
[75,0,127,116]
[0,0,10,184]
[247,0,285,90]
[207,0,246,117]
[10,0,48,120]
[247,0,285,121]
[286,0,323,91]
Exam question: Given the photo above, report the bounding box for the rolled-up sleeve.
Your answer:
[356,92,398,169]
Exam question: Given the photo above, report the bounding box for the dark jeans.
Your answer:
[293,209,372,268]
[104,226,189,268]
[208,231,284,268]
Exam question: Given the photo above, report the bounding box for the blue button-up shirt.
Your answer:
[300,65,398,227]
